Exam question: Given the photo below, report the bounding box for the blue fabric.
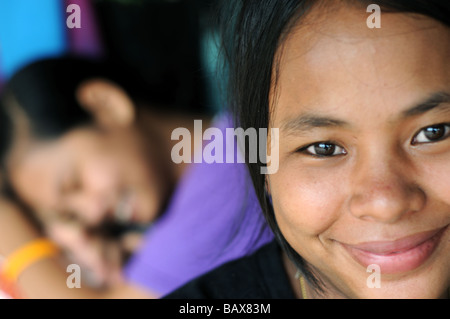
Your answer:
[0,0,67,80]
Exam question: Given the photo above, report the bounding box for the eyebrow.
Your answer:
[281,114,350,136]
[281,91,450,135]
[401,91,450,118]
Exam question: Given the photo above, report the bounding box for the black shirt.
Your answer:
[163,241,296,299]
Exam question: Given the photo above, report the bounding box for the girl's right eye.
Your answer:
[298,142,347,158]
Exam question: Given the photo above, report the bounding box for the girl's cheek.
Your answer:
[270,165,346,237]
[417,159,450,202]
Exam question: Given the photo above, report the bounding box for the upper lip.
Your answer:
[340,227,447,255]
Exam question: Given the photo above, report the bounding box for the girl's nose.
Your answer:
[349,152,426,223]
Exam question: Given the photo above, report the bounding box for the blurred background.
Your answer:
[0,0,224,114]
[0,0,231,295]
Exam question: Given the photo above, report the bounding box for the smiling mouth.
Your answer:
[340,225,448,274]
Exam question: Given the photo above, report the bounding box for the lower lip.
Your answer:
[341,228,446,274]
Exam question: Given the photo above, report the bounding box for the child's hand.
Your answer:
[45,220,125,288]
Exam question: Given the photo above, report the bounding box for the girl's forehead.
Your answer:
[281,6,448,71]
[271,7,450,124]
[8,126,95,170]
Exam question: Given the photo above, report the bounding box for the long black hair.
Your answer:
[219,0,450,291]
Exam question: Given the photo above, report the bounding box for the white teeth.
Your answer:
[114,192,134,223]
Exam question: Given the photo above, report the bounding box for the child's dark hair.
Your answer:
[219,0,450,292]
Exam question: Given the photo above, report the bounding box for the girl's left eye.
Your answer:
[299,142,347,157]
[412,124,450,145]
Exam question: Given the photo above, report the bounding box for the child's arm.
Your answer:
[0,198,155,299]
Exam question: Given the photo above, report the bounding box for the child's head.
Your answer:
[222,0,450,298]
[0,57,173,228]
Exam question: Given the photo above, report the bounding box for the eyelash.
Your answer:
[297,123,450,158]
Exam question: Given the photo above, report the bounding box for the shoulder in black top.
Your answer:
[163,240,296,299]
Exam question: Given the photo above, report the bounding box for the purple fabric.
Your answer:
[123,114,274,296]
[65,0,103,58]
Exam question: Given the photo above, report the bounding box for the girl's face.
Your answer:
[268,7,450,298]
[8,118,167,228]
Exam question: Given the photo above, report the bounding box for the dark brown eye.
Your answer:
[424,126,445,140]
[314,143,336,156]
[301,142,346,157]
[413,124,450,144]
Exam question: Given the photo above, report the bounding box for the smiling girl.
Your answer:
[166,0,450,299]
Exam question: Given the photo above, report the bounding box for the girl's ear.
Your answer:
[76,78,135,129]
